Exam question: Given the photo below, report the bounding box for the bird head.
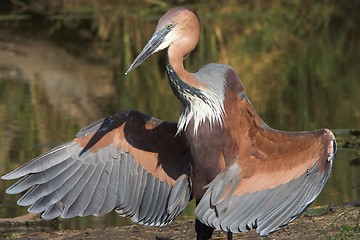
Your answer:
[125,7,199,74]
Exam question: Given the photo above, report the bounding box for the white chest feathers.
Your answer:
[176,64,228,135]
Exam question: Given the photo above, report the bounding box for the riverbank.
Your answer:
[1,203,359,239]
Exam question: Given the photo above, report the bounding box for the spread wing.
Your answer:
[195,126,336,236]
[2,110,192,226]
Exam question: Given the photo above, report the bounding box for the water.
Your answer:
[0,2,359,231]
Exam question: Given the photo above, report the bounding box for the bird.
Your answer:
[2,6,336,240]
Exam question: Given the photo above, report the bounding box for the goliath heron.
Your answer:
[2,6,336,240]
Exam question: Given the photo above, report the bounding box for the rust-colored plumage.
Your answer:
[2,6,336,240]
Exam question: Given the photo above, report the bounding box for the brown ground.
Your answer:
[0,204,359,240]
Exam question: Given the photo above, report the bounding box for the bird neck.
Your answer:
[166,53,225,136]
[167,43,201,88]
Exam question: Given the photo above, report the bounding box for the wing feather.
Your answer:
[42,202,63,219]
[196,124,336,236]
[196,159,334,236]
[2,110,192,226]
[6,157,75,194]
[115,154,135,216]
[68,162,107,218]
[16,158,82,206]
[27,160,86,214]
[96,158,120,216]
[116,153,129,207]
[61,163,97,218]
[137,175,156,222]
[153,182,171,226]
[138,177,161,225]
[2,145,71,180]
[84,160,113,216]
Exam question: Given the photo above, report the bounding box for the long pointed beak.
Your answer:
[125,29,168,75]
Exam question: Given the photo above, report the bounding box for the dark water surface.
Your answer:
[0,2,359,230]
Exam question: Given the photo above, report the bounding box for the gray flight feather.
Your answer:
[2,111,192,227]
[196,161,331,236]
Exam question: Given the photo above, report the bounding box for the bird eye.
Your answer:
[166,23,173,30]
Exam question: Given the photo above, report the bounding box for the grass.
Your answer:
[336,207,360,239]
